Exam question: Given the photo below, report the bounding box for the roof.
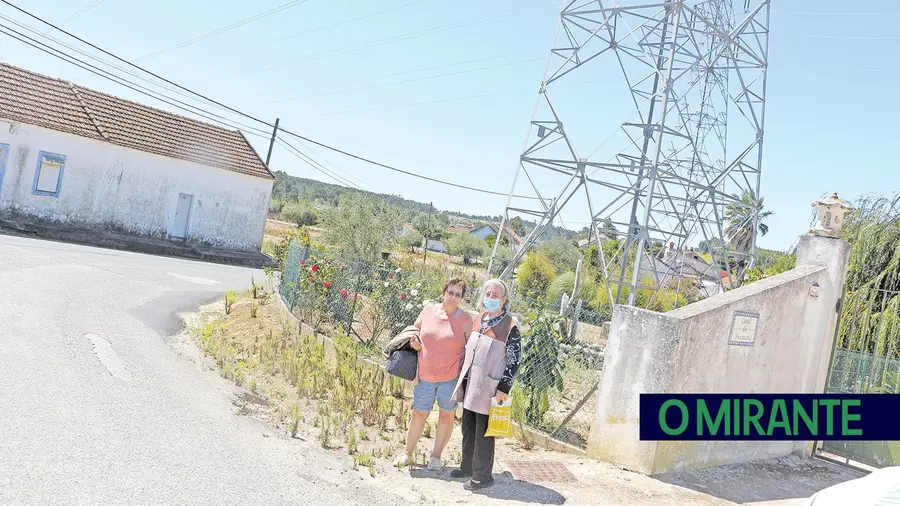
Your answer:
[489,223,525,245]
[0,62,273,180]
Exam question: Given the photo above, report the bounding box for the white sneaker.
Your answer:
[393,453,413,468]
[427,456,442,471]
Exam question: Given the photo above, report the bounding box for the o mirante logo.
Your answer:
[639,394,878,441]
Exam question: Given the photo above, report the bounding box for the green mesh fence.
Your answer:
[277,239,605,449]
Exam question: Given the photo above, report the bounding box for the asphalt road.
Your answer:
[0,235,410,505]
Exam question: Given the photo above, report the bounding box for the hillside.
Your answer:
[270,170,574,239]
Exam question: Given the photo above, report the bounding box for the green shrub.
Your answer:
[516,252,557,298]
[547,271,599,307]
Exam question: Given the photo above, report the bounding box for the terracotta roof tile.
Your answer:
[0,62,273,180]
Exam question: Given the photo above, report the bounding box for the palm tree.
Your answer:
[724,190,772,254]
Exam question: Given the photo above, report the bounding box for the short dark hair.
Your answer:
[443,278,468,297]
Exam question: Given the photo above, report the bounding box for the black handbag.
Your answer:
[386,348,418,381]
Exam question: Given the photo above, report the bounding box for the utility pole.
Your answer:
[265,118,280,167]
[423,202,433,263]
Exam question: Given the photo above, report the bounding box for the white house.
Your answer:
[0,63,274,252]
[468,223,525,253]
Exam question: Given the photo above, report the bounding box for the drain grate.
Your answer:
[506,461,578,483]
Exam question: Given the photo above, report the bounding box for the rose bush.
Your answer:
[291,254,353,330]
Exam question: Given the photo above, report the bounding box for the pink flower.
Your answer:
[401,293,408,300]
[311,265,319,272]
[309,276,315,282]
[340,289,349,299]
[388,274,394,280]
[300,259,305,265]
[324,282,332,289]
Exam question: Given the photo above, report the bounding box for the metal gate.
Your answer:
[815,288,900,468]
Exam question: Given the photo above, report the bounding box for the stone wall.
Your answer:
[586,235,851,475]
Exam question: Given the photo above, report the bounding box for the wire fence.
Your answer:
[826,348,900,394]
[278,240,606,448]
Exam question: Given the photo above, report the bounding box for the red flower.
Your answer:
[401,293,408,300]
[340,289,349,299]
[300,259,305,265]
[388,274,394,280]
[324,282,332,289]
[311,264,319,272]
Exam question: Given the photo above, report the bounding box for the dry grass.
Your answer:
[192,290,475,474]
[574,321,609,347]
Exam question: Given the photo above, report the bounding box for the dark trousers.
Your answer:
[460,407,495,482]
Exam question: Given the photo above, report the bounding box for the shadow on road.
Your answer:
[653,455,866,504]
[409,469,566,504]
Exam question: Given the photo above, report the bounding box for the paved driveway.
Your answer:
[0,236,409,505]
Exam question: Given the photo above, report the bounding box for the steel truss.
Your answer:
[487,0,771,307]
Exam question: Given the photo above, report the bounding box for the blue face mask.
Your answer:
[483,297,501,311]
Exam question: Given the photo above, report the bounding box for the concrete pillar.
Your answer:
[585,231,851,475]
[791,234,851,456]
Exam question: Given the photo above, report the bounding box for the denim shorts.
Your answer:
[413,377,458,412]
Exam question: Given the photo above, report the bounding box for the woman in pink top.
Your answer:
[393,278,473,470]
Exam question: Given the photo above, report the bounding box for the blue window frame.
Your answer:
[31,151,66,198]
[0,143,9,194]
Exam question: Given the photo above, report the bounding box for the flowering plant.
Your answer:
[375,268,440,331]
[292,254,351,329]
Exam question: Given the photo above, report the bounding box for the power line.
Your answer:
[59,0,106,25]
[1,0,273,128]
[276,137,366,191]
[771,63,896,73]
[261,56,544,105]
[276,128,541,200]
[779,11,900,15]
[240,1,556,73]
[0,13,259,118]
[314,78,603,117]
[294,139,370,189]
[785,33,900,41]
[175,0,432,66]
[0,22,272,139]
[256,48,546,99]
[0,1,543,200]
[136,0,311,62]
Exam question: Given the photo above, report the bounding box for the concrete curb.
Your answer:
[0,218,277,269]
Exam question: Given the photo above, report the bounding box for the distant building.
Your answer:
[467,223,525,252]
[398,223,419,237]
[0,62,274,253]
[639,249,725,298]
[425,239,447,253]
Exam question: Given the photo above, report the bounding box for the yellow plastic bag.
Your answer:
[484,396,513,438]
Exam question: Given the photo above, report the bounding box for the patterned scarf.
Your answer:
[479,309,508,334]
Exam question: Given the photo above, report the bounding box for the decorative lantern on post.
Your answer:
[809,192,853,238]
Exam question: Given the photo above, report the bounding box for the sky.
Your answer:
[0,0,897,252]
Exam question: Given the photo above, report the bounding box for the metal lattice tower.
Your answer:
[487,0,771,307]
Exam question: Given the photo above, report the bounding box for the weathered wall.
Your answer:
[0,120,272,251]
[586,235,851,475]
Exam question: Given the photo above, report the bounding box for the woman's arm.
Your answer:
[496,325,522,395]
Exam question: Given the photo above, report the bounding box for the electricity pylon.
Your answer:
[487,0,771,307]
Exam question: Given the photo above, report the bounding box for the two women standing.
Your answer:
[395,277,521,491]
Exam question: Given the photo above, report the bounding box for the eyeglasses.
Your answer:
[445,290,463,298]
